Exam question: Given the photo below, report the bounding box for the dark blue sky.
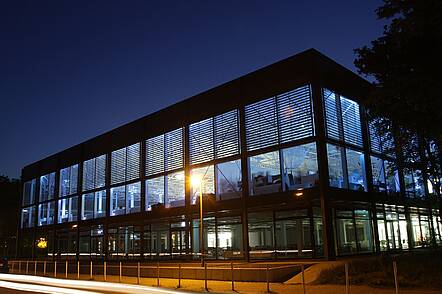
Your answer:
[0,0,383,178]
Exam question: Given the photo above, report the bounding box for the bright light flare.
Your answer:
[190,175,202,188]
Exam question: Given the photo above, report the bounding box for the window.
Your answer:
[404,169,424,198]
[245,85,314,151]
[217,216,243,259]
[21,206,35,228]
[277,86,314,144]
[371,156,386,192]
[57,196,78,223]
[146,177,164,210]
[82,155,106,192]
[340,96,363,147]
[327,144,346,188]
[39,172,55,202]
[282,143,318,190]
[323,89,363,147]
[146,128,184,176]
[216,159,242,200]
[22,179,36,206]
[37,201,55,226]
[248,212,274,259]
[110,182,141,216]
[249,151,281,196]
[335,210,373,255]
[189,118,214,164]
[166,171,185,208]
[59,164,78,197]
[346,149,366,191]
[385,161,401,193]
[190,166,215,204]
[108,225,141,259]
[111,143,140,185]
[81,190,106,220]
[214,110,240,159]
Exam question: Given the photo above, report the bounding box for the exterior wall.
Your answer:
[17,49,442,261]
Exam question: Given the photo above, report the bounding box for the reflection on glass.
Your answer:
[249,151,281,196]
[166,171,185,208]
[190,166,214,204]
[282,143,318,190]
[248,212,274,259]
[371,156,386,192]
[110,186,125,216]
[346,149,366,191]
[327,144,346,188]
[216,160,242,200]
[126,182,141,214]
[146,177,164,210]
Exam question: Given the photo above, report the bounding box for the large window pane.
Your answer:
[385,161,400,193]
[282,143,318,190]
[21,206,35,228]
[59,164,78,197]
[215,160,242,200]
[248,212,274,259]
[245,97,278,151]
[58,196,78,223]
[249,151,281,196]
[189,118,214,165]
[340,96,362,147]
[146,177,164,210]
[82,155,106,192]
[190,166,214,205]
[166,171,185,208]
[111,143,140,185]
[336,218,356,255]
[346,149,367,191]
[94,190,107,218]
[217,216,243,259]
[277,85,314,143]
[81,193,94,220]
[126,182,141,214]
[214,110,240,159]
[323,89,340,140]
[23,179,36,206]
[39,172,55,202]
[275,217,312,258]
[110,185,125,216]
[327,144,346,188]
[371,156,386,192]
[355,210,373,252]
[37,201,55,226]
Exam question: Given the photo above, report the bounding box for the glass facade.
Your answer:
[18,78,442,262]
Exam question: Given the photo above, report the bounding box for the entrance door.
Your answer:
[171,230,186,258]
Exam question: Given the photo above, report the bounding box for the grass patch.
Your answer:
[315,250,442,288]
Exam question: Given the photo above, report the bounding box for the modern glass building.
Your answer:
[18,49,442,261]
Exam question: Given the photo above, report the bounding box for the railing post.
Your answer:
[90,260,93,280]
[34,261,37,276]
[301,264,306,294]
[345,263,349,294]
[18,260,21,274]
[26,260,29,274]
[157,262,160,287]
[11,261,15,273]
[104,261,107,282]
[119,261,122,283]
[177,263,181,288]
[77,260,80,279]
[266,264,270,293]
[137,262,140,285]
[54,261,57,278]
[43,261,46,276]
[65,260,68,279]
[204,262,208,291]
[231,262,234,291]
[393,259,399,294]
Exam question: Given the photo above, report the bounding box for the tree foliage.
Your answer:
[355,0,442,197]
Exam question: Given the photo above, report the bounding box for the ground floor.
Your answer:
[18,200,442,261]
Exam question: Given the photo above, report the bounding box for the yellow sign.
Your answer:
[36,238,47,249]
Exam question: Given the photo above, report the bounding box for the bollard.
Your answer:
[204,262,208,291]
[26,260,29,274]
[137,262,140,285]
[90,260,93,280]
[301,264,306,294]
[104,261,107,282]
[345,263,349,294]
[231,262,234,291]
[119,261,122,283]
[77,261,80,280]
[65,260,68,279]
[43,261,46,276]
[178,263,181,288]
[266,264,270,293]
[54,261,57,278]
[34,261,37,275]
[157,262,160,287]
[393,260,398,294]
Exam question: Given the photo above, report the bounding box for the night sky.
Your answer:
[0,0,383,178]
